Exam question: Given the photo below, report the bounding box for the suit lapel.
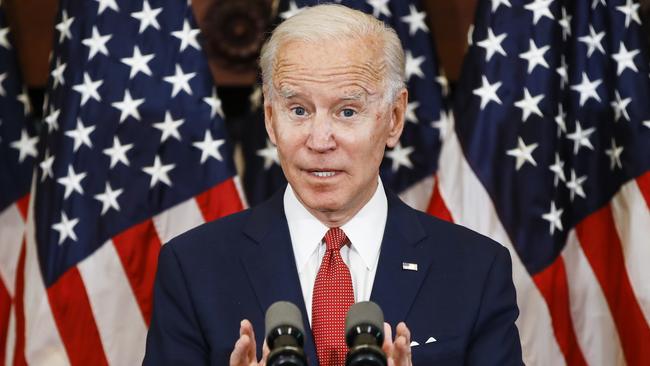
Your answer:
[370,191,434,327]
[239,187,433,363]
[241,189,318,365]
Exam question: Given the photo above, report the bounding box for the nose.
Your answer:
[305,113,336,153]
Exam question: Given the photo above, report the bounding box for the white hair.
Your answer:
[259,4,406,104]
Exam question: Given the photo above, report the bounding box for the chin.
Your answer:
[295,186,344,210]
[303,192,343,211]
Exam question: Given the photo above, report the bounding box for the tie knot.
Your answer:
[324,227,348,252]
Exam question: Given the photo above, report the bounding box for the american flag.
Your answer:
[3,0,245,364]
[242,0,449,208]
[430,0,650,364]
[0,1,36,363]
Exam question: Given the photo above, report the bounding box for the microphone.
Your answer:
[345,301,387,366]
[265,301,308,366]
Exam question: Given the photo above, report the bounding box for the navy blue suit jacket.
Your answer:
[143,188,523,365]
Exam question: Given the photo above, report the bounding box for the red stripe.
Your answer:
[47,267,108,366]
[426,177,453,223]
[575,205,650,365]
[11,241,26,366]
[110,181,243,326]
[0,269,11,365]
[636,171,650,210]
[195,178,244,222]
[15,195,30,221]
[532,257,587,366]
[112,220,162,326]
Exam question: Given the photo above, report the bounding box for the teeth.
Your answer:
[312,171,336,177]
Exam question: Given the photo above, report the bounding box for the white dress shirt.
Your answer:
[284,178,388,324]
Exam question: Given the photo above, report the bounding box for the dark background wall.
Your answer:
[4,0,650,120]
[4,0,477,88]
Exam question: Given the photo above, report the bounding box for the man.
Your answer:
[143,4,523,366]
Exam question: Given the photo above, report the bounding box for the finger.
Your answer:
[382,322,394,359]
[395,322,411,345]
[393,335,410,366]
[240,319,257,362]
[229,334,252,366]
[393,322,412,366]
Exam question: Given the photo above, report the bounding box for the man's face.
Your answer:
[264,38,407,225]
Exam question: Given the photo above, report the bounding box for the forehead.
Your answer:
[272,38,386,97]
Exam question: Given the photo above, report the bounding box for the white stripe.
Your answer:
[0,204,26,298]
[611,179,650,325]
[436,128,566,366]
[4,303,15,366]
[77,240,148,366]
[153,197,205,245]
[562,231,626,366]
[23,181,69,365]
[233,175,249,209]
[398,175,435,212]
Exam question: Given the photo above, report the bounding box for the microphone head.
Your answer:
[345,301,384,345]
[345,301,387,366]
[265,301,308,366]
[265,301,305,343]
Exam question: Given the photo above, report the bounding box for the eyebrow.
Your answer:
[341,91,366,101]
[277,86,297,99]
[276,86,369,101]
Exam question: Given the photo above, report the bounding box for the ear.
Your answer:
[386,88,408,148]
[263,85,278,145]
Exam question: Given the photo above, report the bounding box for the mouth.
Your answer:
[312,171,336,177]
[305,169,341,178]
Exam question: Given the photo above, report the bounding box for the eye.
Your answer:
[340,108,356,118]
[291,106,306,116]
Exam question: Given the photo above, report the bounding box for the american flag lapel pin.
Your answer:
[402,262,418,271]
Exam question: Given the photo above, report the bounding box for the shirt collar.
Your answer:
[284,177,388,273]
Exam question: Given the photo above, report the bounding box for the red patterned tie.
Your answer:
[312,227,354,366]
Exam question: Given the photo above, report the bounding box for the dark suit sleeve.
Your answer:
[143,243,209,365]
[466,245,524,366]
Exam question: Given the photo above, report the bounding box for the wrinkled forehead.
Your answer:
[271,38,386,99]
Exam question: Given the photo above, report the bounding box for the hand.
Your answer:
[229,319,269,366]
[382,322,413,366]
